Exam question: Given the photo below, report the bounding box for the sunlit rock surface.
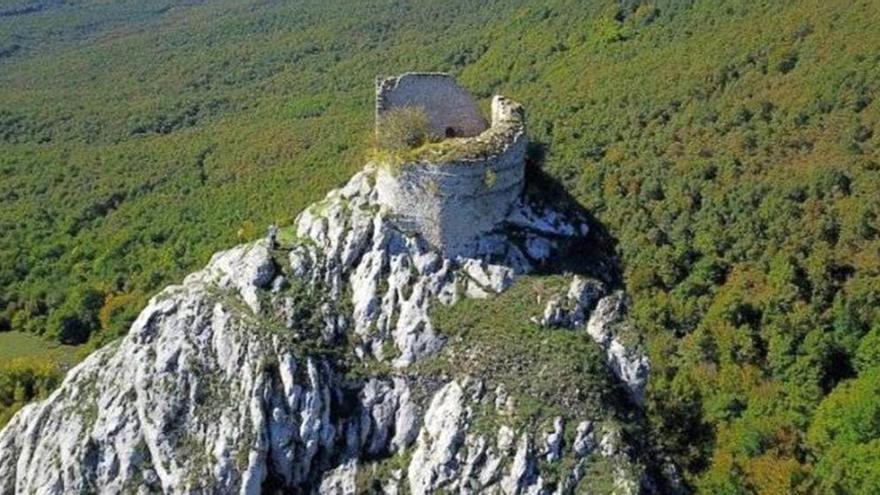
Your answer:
[0,169,652,495]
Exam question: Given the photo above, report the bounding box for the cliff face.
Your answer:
[0,168,657,494]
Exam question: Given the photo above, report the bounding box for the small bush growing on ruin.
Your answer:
[376,106,436,152]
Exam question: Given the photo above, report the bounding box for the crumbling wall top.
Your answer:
[376,72,488,139]
[373,73,528,255]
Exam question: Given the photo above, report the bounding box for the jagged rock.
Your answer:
[462,259,515,295]
[494,384,509,412]
[586,292,626,344]
[408,382,467,494]
[497,425,516,454]
[0,168,652,494]
[271,275,288,293]
[586,292,650,406]
[567,276,606,325]
[534,275,650,407]
[543,417,564,462]
[360,378,418,456]
[535,276,605,328]
[596,425,643,495]
[197,242,276,312]
[318,460,357,494]
[290,168,586,367]
[572,420,596,457]
[501,435,542,495]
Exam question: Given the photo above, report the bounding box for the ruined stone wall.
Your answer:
[376,96,527,255]
[376,73,488,138]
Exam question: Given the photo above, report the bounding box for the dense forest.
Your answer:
[1,0,878,492]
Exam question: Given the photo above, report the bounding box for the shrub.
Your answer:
[375,106,436,152]
[46,287,104,345]
[98,291,144,337]
[0,357,62,428]
[808,368,880,493]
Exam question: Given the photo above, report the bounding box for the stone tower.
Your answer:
[374,73,527,256]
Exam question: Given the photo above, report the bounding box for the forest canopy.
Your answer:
[0,0,878,491]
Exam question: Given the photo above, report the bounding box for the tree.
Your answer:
[0,357,62,428]
[855,323,880,372]
[808,367,880,493]
[47,287,104,344]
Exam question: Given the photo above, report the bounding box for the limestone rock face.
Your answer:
[290,168,563,368]
[0,169,651,494]
[586,292,651,406]
[535,276,650,406]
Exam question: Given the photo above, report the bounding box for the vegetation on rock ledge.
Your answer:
[1,0,879,491]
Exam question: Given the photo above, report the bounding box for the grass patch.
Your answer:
[0,331,81,367]
[355,448,413,493]
[420,274,621,430]
[372,118,520,167]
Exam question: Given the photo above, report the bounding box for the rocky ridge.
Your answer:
[0,167,655,494]
[534,278,650,406]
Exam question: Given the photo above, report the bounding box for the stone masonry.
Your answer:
[374,73,528,256]
[375,72,488,138]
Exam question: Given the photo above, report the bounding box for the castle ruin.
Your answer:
[374,73,527,256]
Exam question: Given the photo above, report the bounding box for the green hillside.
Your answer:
[1,0,878,492]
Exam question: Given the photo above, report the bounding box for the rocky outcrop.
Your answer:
[586,292,650,406]
[535,276,606,329]
[0,168,651,494]
[535,276,650,405]
[290,168,572,367]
